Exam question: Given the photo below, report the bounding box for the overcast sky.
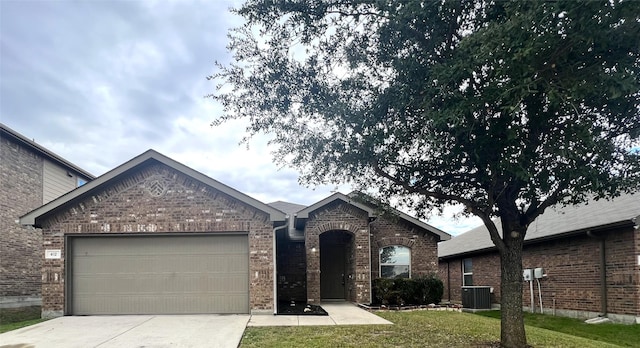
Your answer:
[0,0,482,235]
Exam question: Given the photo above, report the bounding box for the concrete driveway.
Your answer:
[0,314,250,348]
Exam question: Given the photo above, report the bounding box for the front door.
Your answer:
[320,237,346,299]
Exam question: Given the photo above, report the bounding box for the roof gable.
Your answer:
[439,193,640,258]
[296,192,376,219]
[294,192,375,230]
[1,122,94,180]
[294,192,451,241]
[20,149,287,226]
[347,192,451,241]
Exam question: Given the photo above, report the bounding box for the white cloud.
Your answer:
[0,0,477,233]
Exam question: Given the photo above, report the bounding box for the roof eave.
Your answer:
[1,123,95,179]
[20,149,287,227]
[438,219,636,259]
[393,211,451,241]
[294,192,377,230]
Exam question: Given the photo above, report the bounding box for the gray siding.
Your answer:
[43,159,77,204]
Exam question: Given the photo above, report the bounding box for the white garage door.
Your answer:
[69,234,249,315]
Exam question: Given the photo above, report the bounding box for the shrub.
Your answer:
[415,275,444,305]
[372,278,395,305]
[372,275,444,306]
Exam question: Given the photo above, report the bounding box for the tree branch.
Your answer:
[371,161,507,251]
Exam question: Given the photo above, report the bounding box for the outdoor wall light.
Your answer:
[311,247,317,253]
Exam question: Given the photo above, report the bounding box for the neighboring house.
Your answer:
[0,123,94,309]
[438,193,640,324]
[19,149,450,318]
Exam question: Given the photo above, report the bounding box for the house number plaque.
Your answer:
[45,249,61,259]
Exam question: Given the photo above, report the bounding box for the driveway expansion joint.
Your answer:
[93,316,156,348]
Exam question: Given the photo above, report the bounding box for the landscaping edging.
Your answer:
[358,303,463,312]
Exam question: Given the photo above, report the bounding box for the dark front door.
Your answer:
[320,238,346,299]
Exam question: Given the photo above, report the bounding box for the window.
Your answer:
[379,246,410,278]
[77,178,87,187]
[462,258,473,286]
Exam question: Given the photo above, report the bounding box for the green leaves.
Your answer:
[210,0,640,223]
[210,3,637,347]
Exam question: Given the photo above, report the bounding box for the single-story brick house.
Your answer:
[20,149,449,318]
[438,193,640,324]
[1,123,94,309]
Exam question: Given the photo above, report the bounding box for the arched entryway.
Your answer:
[319,230,354,300]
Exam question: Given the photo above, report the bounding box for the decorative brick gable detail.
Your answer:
[38,163,275,316]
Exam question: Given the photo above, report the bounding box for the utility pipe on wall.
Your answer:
[536,278,543,314]
[529,279,535,313]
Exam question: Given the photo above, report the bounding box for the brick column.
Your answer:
[354,228,371,303]
[306,233,320,303]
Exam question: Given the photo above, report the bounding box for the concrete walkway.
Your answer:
[248,302,392,326]
[0,314,250,348]
[0,303,389,348]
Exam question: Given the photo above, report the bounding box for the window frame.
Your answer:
[379,245,411,279]
[462,258,473,286]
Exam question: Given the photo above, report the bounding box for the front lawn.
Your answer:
[0,306,47,333]
[240,310,623,347]
[475,310,640,347]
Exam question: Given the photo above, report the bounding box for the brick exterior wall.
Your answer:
[440,252,500,305]
[439,226,640,322]
[370,217,439,279]
[304,201,371,304]
[277,239,306,302]
[605,227,640,317]
[37,163,275,317]
[0,135,44,303]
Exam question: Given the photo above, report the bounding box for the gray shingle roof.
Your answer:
[267,201,307,216]
[438,193,640,258]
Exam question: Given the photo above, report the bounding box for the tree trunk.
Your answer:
[499,224,527,348]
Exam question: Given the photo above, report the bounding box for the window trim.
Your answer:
[379,245,411,279]
[462,258,473,286]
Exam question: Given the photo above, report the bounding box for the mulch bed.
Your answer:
[277,301,328,316]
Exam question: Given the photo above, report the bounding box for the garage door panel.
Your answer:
[73,293,249,315]
[75,255,248,274]
[74,274,249,293]
[70,235,249,315]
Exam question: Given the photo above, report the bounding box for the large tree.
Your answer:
[210,1,640,346]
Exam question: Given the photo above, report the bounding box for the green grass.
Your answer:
[0,318,47,333]
[0,306,47,333]
[475,310,640,347]
[240,310,626,347]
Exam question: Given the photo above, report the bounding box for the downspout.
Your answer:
[368,219,374,304]
[447,260,451,302]
[367,216,377,305]
[273,220,289,315]
[587,230,607,316]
